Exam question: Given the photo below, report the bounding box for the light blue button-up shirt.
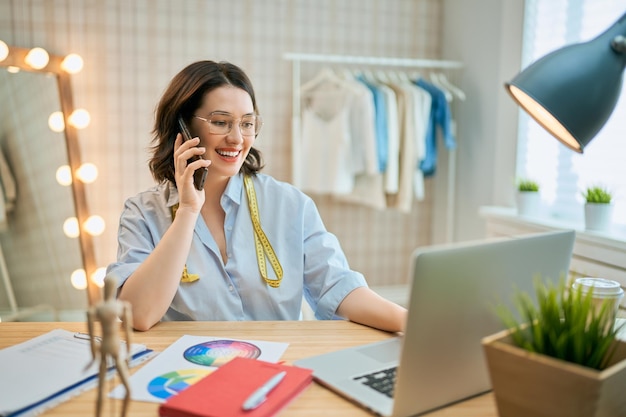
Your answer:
[107,173,367,322]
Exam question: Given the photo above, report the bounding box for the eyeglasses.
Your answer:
[194,112,263,136]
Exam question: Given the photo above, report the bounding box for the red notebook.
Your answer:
[158,357,314,417]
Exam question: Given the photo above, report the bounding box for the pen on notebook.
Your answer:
[73,332,101,342]
[242,370,287,411]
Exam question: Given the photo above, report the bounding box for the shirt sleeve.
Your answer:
[106,195,165,289]
[300,196,368,320]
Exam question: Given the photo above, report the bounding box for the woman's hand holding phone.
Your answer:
[178,116,208,191]
[174,133,211,212]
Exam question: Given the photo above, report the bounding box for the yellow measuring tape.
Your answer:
[243,175,283,288]
[170,204,200,283]
[170,176,283,287]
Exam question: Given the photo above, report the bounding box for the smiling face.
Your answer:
[190,85,256,182]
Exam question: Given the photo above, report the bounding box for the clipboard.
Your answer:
[0,329,154,417]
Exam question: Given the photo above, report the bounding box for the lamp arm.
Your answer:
[609,12,626,54]
[612,35,626,53]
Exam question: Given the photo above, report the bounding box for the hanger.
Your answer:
[338,67,355,80]
[375,69,391,84]
[408,71,422,82]
[433,72,466,101]
[336,66,369,95]
[385,70,402,84]
[429,72,453,102]
[395,70,411,83]
[300,66,345,94]
[361,69,377,83]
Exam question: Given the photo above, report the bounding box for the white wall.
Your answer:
[440,0,525,242]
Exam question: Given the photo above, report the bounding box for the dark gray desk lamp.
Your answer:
[505,12,626,153]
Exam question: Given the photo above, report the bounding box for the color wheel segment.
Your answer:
[147,368,212,399]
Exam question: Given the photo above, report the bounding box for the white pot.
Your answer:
[584,203,613,232]
[516,191,540,217]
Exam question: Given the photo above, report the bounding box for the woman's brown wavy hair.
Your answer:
[149,61,264,184]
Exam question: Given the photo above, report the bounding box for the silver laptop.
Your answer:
[295,230,576,417]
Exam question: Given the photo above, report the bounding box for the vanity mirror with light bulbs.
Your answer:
[0,41,99,320]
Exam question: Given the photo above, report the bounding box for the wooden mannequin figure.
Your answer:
[86,275,133,417]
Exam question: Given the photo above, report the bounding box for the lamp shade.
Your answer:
[506,12,626,153]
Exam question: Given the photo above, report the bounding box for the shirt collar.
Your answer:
[223,173,244,206]
[164,181,179,208]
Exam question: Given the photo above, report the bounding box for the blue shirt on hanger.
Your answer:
[414,78,456,177]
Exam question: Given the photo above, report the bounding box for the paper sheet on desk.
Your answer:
[0,328,153,417]
[110,334,288,403]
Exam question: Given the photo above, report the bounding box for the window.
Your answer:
[516,0,626,231]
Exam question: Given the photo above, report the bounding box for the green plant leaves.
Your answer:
[517,179,540,192]
[582,186,612,203]
[496,275,623,370]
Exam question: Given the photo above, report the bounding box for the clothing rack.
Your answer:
[283,52,464,242]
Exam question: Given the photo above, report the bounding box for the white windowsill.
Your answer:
[479,206,626,250]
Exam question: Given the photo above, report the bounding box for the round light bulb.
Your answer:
[84,215,105,236]
[7,66,19,73]
[61,53,83,74]
[70,269,87,290]
[76,163,98,184]
[68,108,90,129]
[92,267,107,288]
[48,111,65,132]
[0,40,8,62]
[63,217,80,238]
[24,47,49,69]
[56,165,72,186]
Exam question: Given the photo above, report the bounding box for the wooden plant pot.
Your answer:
[482,329,626,417]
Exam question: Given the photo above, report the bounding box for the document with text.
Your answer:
[0,328,153,417]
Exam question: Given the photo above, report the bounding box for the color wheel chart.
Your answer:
[109,334,289,403]
[183,340,262,366]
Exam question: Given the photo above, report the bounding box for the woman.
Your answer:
[107,61,407,332]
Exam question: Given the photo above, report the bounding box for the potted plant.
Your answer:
[516,178,540,217]
[582,186,613,232]
[482,277,626,417]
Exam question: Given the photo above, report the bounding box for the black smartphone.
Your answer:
[178,116,207,191]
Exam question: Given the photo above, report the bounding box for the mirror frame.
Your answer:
[1,45,99,305]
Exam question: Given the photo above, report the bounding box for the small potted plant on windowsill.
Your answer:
[582,186,613,232]
[516,179,540,217]
[482,277,626,417]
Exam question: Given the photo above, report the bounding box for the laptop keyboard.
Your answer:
[353,366,397,398]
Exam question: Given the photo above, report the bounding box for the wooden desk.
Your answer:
[0,321,497,416]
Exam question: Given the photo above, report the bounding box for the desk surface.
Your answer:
[0,321,497,417]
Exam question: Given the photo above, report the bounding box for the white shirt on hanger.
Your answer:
[379,83,400,195]
[300,76,356,195]
[333,75,386,210]
[407,80,432,202]
[378,74,431,212]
